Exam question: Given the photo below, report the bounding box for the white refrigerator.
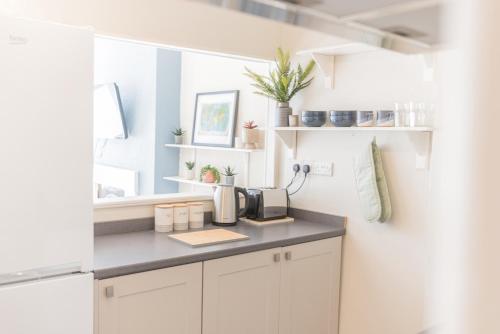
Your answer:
[0,16,94,333]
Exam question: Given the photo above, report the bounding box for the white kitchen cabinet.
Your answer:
[95,237,342,334]
[279,238,342,334]
[96,263,202,334]
[202,237,342,334]
[202,248,282,334]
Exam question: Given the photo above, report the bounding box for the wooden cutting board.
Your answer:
[239,216,294,226]
[168,229,249,247]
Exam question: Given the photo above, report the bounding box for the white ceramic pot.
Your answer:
[241,128,258,149]
[221,175,235,186]
[185,169,195,180]
[174,135,183,144]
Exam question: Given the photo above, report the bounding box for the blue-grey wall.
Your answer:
[154,49,181,193]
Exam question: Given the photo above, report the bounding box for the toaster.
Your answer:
[246,187,288,221]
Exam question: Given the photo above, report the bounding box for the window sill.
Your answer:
[94,192,213,209]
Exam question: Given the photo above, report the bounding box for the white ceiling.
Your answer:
[281,0,445,45]
[297,0,428,16]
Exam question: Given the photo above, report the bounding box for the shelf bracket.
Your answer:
[310,53,335,89]
[275,130,297,159]
[408,131,434,170]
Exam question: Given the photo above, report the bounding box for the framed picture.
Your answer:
[192,90,239,147]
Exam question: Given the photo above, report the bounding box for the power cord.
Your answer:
[286,164,310,215]
[288,164,310,196]
[286,163,301,189]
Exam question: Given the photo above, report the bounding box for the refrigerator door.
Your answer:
[0,16,93,279]
[0,273,93,334]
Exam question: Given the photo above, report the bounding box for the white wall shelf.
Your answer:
[164,143,263,153]
[274,126,433,133]
[296,42,380,89]
[165,143,264,187]
[163,176,217,188]
[273,126,434,169]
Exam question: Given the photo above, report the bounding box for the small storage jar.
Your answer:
[188,202,205,229]
[173,203,189,231]
[154,204,174,233]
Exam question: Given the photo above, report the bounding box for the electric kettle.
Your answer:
[213,185,249,226]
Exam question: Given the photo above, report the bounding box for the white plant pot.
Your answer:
[185,169,195,180]
[174,135,183,144]
[221,175,235,186]
[241,128,258,149]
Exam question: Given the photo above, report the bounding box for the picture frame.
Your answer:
[191,90,239,148]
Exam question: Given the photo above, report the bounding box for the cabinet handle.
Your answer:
[285,251,292,261]
[105,286,114,298]
[273,253,281,262]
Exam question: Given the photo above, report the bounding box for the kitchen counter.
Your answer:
[94,209,346,279]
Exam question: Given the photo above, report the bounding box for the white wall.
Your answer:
[278,51,438,334]
[176,51,270,191]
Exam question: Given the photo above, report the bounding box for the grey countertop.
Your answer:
[94,210,346,279]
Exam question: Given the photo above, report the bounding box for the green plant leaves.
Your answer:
[244,48,315,103]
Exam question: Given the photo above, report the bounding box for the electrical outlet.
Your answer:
[292,159,333,176]
[303,160,333,176]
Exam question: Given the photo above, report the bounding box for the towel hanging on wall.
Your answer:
[353,138,392,223]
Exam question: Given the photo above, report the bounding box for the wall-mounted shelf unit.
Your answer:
[164,143,262,153]
[164,143,264,188]
[296,42,380,89]
[274,126,433,133]
[163,176,217,188]
[274,126,434,169]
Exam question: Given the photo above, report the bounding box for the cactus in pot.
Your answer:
[221,166,237,186]
[241,121,258,149]
[171,128,185,144]
[185,161,195,180]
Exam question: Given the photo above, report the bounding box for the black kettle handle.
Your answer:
[235,187,249,218]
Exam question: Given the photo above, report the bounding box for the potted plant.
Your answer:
[200,164,220,184]
[171,128,185,144]
[185,161,195,180]
[241,121,258,149]
[221,166,237,185]
[244,48,315,127]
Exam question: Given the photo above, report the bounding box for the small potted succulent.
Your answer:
[200,164,220,184]
[185,161,195,180]
[171,128,185,144]
[221,166,237,185]
[241,121,258,149]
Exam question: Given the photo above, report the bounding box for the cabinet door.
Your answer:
[279,238,342,334]
[97,263,202,334]
[203,248,281,334]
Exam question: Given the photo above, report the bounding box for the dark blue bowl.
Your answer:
[301,111,327,127]
[330,111,356,127]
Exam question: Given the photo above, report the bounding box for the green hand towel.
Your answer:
[353,138,392,223]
